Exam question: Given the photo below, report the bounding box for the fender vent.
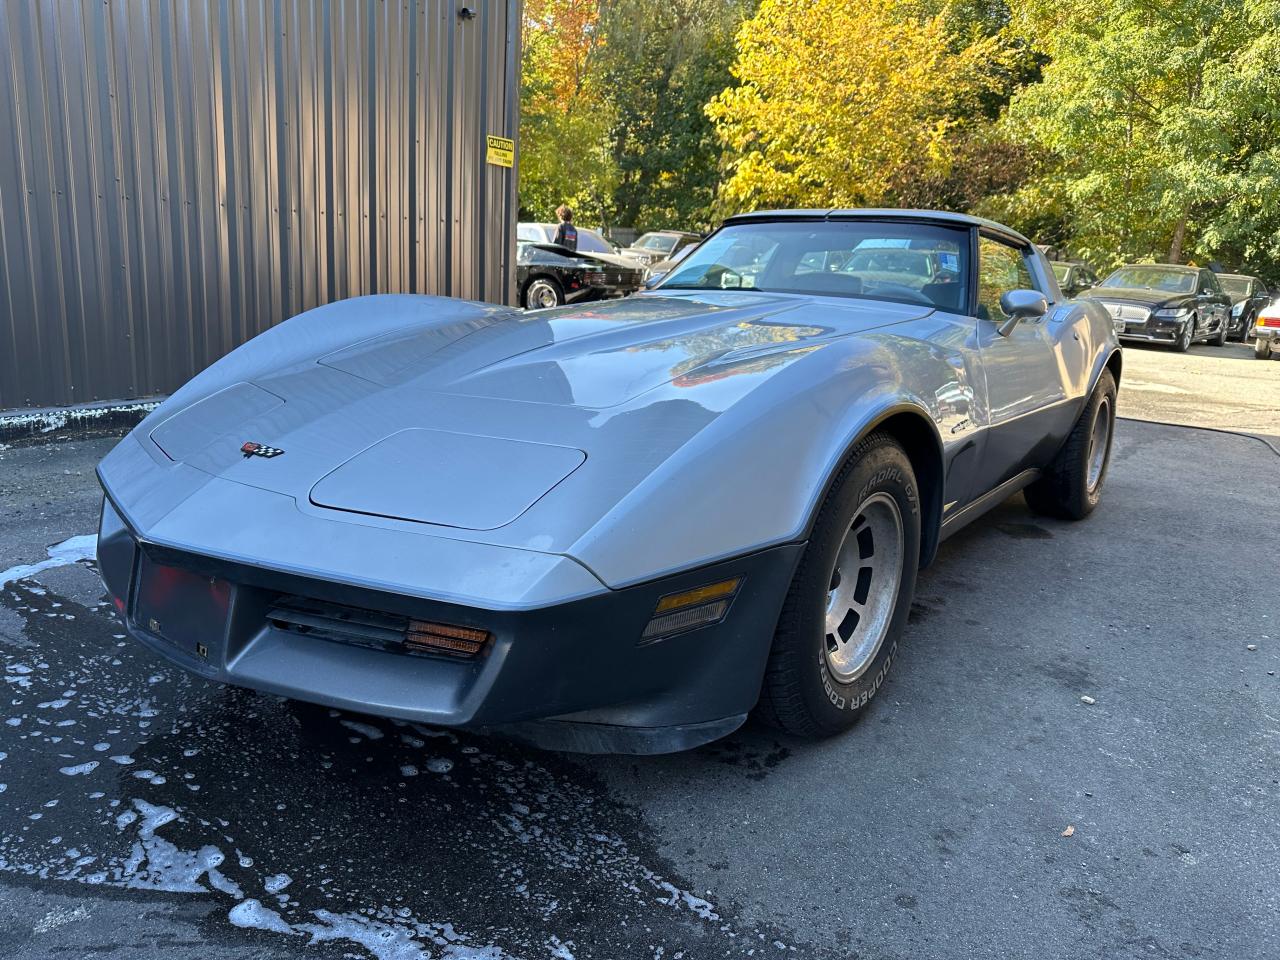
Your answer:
[266,597,489,660]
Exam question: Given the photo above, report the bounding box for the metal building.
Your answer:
[0,0,520,411]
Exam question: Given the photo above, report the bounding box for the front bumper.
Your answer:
[1255,325,1279,343]
[1116,315,1186,344]
[96,495,802,754]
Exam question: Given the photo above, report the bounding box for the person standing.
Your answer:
[553,205,578,251]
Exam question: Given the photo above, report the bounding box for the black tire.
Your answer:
[1232,312,1251,342]
[1173,315,1195,352]
[522,276,563,309]
[1212,314,1228,346]
[757,432,921,738]
[1025,369,1117,521]
[1257,338,1272,360]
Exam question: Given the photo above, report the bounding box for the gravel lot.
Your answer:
[0,349,1276,959]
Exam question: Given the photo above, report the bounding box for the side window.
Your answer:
[977,237,1038,321]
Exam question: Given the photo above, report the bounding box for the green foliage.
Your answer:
[706,0,1016,212]
[997,0,1280,275]
[598,0,753,232]
[517,0,1280,277]
[519,0,619,223]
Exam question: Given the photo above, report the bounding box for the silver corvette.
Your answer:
[96,209,1121,754]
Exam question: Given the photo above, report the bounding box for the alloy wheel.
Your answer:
[1087,396,1112,493]
[526,279,561,309]
[823,493,904,683]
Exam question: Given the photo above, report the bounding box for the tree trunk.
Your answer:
[1168,212,1188,264]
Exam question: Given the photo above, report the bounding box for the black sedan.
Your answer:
[1051,260,1099,298]
[517,242,646,309]
[1079,264,1232,351]
[1218,273,1270,341]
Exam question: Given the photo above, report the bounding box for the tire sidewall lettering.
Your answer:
[818,640,898,712]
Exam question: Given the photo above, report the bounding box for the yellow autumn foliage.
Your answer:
[708,0,1009,210]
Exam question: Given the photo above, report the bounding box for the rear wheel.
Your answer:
[1257,338,1273,360]
[522,276,563,309]
[1025,369,1117,520]
[757,433,920,738]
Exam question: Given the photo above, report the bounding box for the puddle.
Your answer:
[0,575,807,959]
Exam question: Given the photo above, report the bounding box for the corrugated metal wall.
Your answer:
[0,0,520,411]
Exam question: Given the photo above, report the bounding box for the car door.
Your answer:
[973,234,1072,493]
[1199,270,1230,331]
[1251,279,1268,314]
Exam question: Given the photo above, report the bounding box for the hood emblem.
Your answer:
[240,441,284,459]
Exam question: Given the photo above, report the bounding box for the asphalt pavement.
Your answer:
[0,355,1276,959]
[1117,339,1280,451]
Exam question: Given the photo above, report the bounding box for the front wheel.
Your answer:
[1025,369,1117,520]
[757,432,921,738]
[1174,315,1195,352]
[1257,338,1273,360]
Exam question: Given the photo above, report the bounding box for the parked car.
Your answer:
[95,208,1120,755]
[517,222,619,255]
[1253,298,1280,359]
[1079,263,1232,350]
[618,230,702,267]
[1051,261,1099,298]
[516,241,645,309]
[1217,273,1269,342]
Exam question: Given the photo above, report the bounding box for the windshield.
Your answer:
[635,233,678,253]
[657,220,970,311]
[517,224,550,243]
[1052,263,1070,282]
[1101,266,1197,293]
[1218,277,1249,300]
[575,228,614,255]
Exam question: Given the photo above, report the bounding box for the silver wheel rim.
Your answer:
[527,280,559,309]
[823,493,904,683]
[1087,397,1111,492]
[1180,318,1193,349]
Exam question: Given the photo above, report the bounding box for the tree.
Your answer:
[994,0,1280,273]
[519,0,619,223]
[598,0,754,232]
[706,0,1010,212]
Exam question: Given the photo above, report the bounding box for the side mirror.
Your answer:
[644,272,666,289]
[997,289,1049,336]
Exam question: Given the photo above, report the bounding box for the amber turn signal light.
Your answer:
[405,620,490,658]
[642,577,742,642]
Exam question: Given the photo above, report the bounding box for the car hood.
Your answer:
[122,291,931,561]
[1079,287,1195,309]
[521,244,640,271]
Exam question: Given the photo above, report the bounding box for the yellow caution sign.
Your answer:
[486,135,514,168]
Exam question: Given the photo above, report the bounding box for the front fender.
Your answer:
[568,331,965,588]
[1075,298,1122,395]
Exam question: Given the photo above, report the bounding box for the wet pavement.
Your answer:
[0,417,1277,959]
